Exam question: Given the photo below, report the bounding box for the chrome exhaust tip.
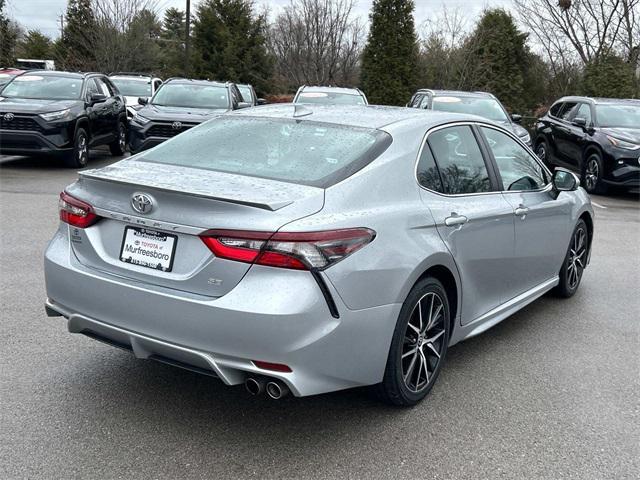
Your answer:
[245,377,266,396]
[266,380,290,400]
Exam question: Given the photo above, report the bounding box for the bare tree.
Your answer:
[269,0,364,89]
[90,0,160,73]
[514,0,640,66]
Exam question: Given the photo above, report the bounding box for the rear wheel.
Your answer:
[583,151,607,194]
[63,127,89,168]
[376,277,450,406]
[555,219,588,298]
[535,138,550,166]
[109,119,127,156]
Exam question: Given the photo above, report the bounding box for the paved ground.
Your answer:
[1,152,638,480]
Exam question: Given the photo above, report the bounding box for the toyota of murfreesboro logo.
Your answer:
[131,193,154,214]
[3,113,14,121]
[171,121,182,130]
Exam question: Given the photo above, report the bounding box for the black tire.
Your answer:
[582,150,607,195]
[63,127,89,168]
[109,119,127,156]
[376,277,450,406]
[555,219,588,298]
[535,138,551,167]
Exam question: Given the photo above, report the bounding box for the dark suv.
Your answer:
[128,78,249,153]
[408,89,531,146]
[534,97,640,194]
[0,70,127,167]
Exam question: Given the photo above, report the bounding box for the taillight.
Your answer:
[200,228,375,270]
[59,191,99,228]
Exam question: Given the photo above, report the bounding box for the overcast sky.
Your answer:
[7,0,514,39]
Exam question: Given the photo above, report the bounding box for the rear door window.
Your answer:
[426,125,492,194]
[416,143,444,192]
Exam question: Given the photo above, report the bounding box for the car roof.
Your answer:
[228,103,482,130]
[164,78,229,87]
[300,86,363,96]
[17,70,99,79]
[417,89,496,99]
[556,95,639,105]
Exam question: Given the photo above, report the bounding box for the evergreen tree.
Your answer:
[360,0,419,106]
[0,0,19,66]
[17,30,52,59]
[160,7,186,77]
[60,0,97,70]
[462,9,531,112]
[582,54,638,99]
[192,0,273,93]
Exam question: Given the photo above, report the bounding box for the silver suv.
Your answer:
[44,105,593,405]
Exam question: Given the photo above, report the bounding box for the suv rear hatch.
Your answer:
[65,160,324,298]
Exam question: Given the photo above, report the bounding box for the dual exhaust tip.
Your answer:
[245,377,290,399]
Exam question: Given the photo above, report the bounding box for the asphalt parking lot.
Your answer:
[1,151,638,480]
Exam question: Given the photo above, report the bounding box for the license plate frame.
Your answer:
[119,226,178,272]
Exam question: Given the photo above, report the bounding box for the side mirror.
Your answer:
[138,97,149,106]
[552,167,579,192]
[257,98,267,105]
[572,117,587,128]
[237,101,252,109]
[511,113,522,123]
[89,93,107,104]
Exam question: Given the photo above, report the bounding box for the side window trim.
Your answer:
[475,123,552,194]
[415,121,503,197]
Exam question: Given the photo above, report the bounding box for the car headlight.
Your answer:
[519,132,531,144]
[39,109,70,121]
[607,135,640,150]
[132,113,150,125]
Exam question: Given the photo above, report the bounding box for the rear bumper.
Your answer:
[44,228,399,396]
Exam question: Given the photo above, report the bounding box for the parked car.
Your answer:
[0,70,127,167]
[128,78,250,153]
[534,96,640,194]
[408,89,531,146]
[0,68,25,87]
[236,83,267,106]
[45,104,594,406]
[15,58,55,70]
[293,85,368,105]
[109,72,163,119]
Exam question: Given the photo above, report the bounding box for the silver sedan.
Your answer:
[44,105,593,406]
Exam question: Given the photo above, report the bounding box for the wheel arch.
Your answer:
[579,211,594,262]
[74,117,90,139]
[412,264,459,340]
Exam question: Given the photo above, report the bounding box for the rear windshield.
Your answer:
[432,96,508,122]
[297,91,366,105]
[1,74,82,100]
[138,116,391,187]
[110,77,152,97]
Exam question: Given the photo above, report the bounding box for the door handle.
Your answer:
[514,206,529,218]
[444,214,468,227]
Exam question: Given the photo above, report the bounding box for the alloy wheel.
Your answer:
[567,226,587,290]
[585,157,599,191]
[536,143,546,162]
[401,292,446,393]
[78,135,88,165]
[118,124,126,151]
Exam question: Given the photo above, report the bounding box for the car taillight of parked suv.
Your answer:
[534,96,640,194]
[0,70,127,168]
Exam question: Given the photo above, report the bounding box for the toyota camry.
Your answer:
[44,105,594,406]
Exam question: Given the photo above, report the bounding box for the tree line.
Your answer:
[1,0,638,112]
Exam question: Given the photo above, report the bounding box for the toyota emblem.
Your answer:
[131,193,154,214]
[171,121,182,130]
[3,113,14,121]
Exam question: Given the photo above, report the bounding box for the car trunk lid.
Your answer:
[65,160,324,298]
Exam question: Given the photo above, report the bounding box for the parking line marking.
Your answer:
[591,201,607,209]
